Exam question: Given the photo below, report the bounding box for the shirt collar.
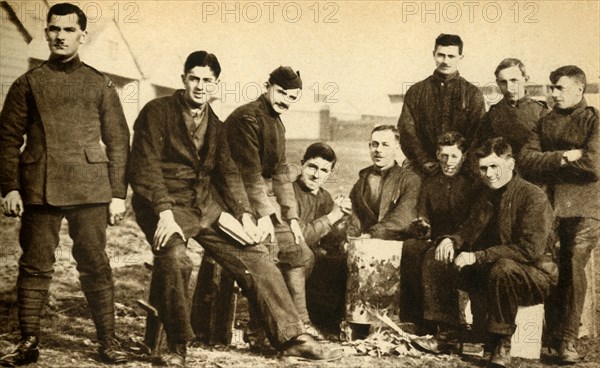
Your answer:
[295,177,320,195]
[371,162,396,177]
[47,55,83,73]
[177,90,207,116]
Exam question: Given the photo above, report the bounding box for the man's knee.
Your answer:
[154,236,193,273]
[489,258,520,283]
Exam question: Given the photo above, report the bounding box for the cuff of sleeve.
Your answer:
[368,226,384,239]
[154,202,173,215]
[318,215,332,228]
[474,250,488,264]
[235,208,255,222]
[1,183,20,197]
[111,188,127,199]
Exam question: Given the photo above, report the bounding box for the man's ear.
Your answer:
[509,157,515,171]
[79,30,87,45]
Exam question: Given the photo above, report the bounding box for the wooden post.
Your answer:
[190,255,238,345]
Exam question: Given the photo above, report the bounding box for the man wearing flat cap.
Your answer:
[224,66,325,343]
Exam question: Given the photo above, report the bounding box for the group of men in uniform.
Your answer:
[0,3,598,368]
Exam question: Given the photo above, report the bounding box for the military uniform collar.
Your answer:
[504,94,531,108]
[259,93,279,118]
[47,55,83,73]
[555,98,587,115]
[433,70,460,82]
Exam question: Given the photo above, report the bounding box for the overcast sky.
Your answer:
[102,1,599,112]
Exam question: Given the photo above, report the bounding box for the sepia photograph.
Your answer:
[0,0,599,367]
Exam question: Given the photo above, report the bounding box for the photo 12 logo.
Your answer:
[200,1,340,23]
[401,1,540,23]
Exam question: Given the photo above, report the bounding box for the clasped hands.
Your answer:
[241,213,305,245]
[435,238,476,271]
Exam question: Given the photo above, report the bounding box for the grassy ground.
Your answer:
[0,140,599,367]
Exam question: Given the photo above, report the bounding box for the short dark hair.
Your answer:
[494,58,529,80]
[371,125,400,142]
[434,34,463,54]
[302,142,337,168]
[47,3,87,31]
[474,137,513,160]
[183,51,221,78]
[437,131,466,153]
[550,65,587,92]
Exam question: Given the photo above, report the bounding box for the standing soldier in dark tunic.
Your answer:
[520,65,600,365]
[0,3,130,365]
[223,67,317,338]
[477,58,550,158]
[398,33,486,176]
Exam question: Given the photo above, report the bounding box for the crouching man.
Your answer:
[292,143,351,334]
[436,137,557,367]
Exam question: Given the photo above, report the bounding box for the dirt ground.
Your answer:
[1,140,599,367]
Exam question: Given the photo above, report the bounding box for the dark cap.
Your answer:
[268,66,302,89]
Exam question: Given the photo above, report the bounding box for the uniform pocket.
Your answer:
[84,148,109,163]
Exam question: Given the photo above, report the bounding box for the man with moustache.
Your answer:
[347,126,422,326]
[347,125,421,240]
[0,3,130,365]
[398,33,486,176]
[224,67,319,341]
[437,138,556,367]
[477,58,550,157]
[520,65,599,364]
[128,53,341,366]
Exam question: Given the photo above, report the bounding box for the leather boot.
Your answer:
[559,339,580,365]
[282,267,310,323]
[98,335,128,364]
[0,336,39,367]
[85,289,127,364]
[283,334,342,361]
[159,344,186,367]
[489,335,511,368]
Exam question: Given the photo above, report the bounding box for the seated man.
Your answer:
[292,143,352,333]
[418,132,480,339]
[223,67,321,344]
[347,125,423,326]
[348,125,421,239]
[436,137,557,367]
[127,51,341,366]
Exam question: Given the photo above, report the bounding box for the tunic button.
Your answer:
[566,201,571,207]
